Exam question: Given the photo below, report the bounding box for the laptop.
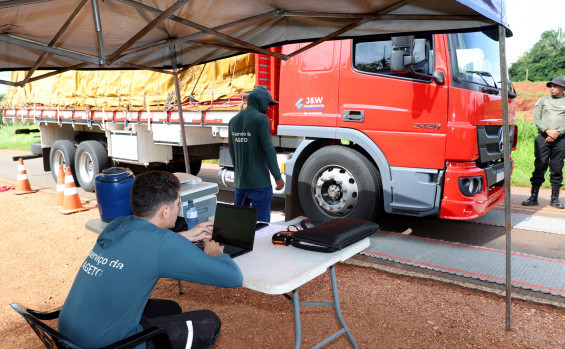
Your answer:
[197,203,258,258]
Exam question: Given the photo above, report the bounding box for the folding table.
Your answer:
[235,234,369,348]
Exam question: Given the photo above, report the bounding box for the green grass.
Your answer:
[511,118,551,188]
[0,120,40,151]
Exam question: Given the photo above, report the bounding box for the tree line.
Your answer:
[509,28,565,82]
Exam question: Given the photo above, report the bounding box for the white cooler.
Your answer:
[174,172,218,223]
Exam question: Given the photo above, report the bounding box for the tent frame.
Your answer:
[0,0,514,330]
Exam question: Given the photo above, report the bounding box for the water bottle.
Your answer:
[184,200,198,230]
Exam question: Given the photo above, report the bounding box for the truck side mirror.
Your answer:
[390,36,415,73]
[390,35,445,85]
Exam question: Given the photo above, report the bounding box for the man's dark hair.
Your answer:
[130,171,181,218]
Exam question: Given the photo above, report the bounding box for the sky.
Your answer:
[505,0,565,64]
[0,1,563,95]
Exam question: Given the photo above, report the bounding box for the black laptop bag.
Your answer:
[290,218,379,253]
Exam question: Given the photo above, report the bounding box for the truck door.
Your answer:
[338,36,449,214]
[278,41,340,127]
[338,36,448,169]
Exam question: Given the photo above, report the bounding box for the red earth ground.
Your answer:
[1,188,565,348]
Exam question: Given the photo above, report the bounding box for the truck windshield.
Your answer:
[449,30,501,88]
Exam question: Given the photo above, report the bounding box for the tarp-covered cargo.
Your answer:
[2,54,255,110]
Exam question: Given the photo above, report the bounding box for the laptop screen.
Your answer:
[212,203,258,249]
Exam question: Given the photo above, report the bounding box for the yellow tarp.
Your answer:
[1,54,255,110]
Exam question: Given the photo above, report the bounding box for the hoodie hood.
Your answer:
[96,216,139,249]
[247,86,276,113]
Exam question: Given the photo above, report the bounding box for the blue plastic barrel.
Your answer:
[95,167,135,222]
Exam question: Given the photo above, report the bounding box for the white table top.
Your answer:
[234,235,370,295]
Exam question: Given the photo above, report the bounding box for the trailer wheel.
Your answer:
[172,159,202,175]
[298,146,382,222]
[30,142,42,156]
[50,140,77,183]
[190,159,202,176]
[74,141,110,192]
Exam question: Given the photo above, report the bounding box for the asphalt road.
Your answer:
[2,149,564,308]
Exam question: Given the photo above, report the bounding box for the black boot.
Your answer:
[522,186,540,206]
[550,188,564,209]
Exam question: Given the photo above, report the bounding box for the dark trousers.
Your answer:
[530,134,565,189]
[234,186,273,222]
[140,299,221,349]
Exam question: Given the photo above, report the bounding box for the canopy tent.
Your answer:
[0,0,509,86]
[0,0,514,330]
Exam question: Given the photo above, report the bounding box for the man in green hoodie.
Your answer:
[59,171,243,349]
[228,86,284,222]
[522,77,565,209]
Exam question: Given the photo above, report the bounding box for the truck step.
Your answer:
[12,154,41,161]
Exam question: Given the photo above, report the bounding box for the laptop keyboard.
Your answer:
[221,244,245,256]
[193,241,245,256]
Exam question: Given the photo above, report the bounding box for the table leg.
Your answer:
[329,265,358,349]
[289,266,358,349]
[292,288,302,349]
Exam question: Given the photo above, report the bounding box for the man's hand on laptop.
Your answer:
[204,240,224,257]
[180,221,214,242]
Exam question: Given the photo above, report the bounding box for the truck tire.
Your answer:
[50,140,77,183]
[298,146,383,222]
[74,141,110,192]
[172,158,202,175]
[30,141,42,156]
[189,159,202,176]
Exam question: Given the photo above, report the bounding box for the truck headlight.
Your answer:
[458,176,483,197]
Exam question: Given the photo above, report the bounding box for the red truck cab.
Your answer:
[277,29,516,221]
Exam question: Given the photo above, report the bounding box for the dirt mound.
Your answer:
[513,81,549,121]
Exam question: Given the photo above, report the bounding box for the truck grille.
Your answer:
[476,125,514,188]
[476,125,514,164]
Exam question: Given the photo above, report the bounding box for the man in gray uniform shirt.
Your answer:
[522,77,565,209]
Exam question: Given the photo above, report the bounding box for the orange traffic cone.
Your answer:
[55,165,65,207]
[59,167,88,214]
[14,158,36,195]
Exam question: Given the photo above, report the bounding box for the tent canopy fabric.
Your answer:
[0,0,509,86]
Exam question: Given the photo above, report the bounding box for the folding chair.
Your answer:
[10,302,172,349]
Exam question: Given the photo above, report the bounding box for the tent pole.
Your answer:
[498,24,512,332]
[91,0,106,63]
[170,46,191,175]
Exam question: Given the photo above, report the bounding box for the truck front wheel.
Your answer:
[50,140,76,183]
[298,146,382,222]
[74,141,110,192]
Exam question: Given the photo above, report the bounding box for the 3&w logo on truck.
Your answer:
[295,97,325,111]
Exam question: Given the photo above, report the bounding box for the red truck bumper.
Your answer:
[439,161,506,220]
